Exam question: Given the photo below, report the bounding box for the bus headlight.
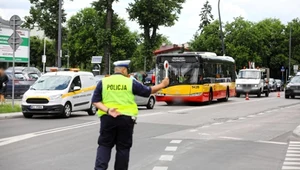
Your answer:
[236,84,241,87]
[254,84,258,87]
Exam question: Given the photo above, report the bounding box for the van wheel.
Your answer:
[146,97,155,109]
[62,102,72,118]
[87,105,97,116]
[23,112,33,118]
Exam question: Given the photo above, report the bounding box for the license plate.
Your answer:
[30,105,43,109]
[294,90,300,93]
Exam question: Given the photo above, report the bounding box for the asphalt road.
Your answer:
[0,92,300,170]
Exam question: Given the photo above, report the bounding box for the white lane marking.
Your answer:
[290,145,300,147]
[189,129,198,132]
[159,155,174,161]
[286,154,300,157]
[288,151,300,153]
[238,117,246,120]
[201,125,210,128]
[0,121,99,146]
[165,146,178,152]
[212,122,223,125]
[198,133,210,136]
[286,158,300,161]
[247,115,256,118]
[289,147,300,150]
[284,162,300,165]
[258,112,265,115]
[219,136,243,140]
[226,120,235,123]
[291,142,300,144]
[282,166,300,169]
[153,167,168,170]
[256,140,287,145]
[170,140,182,144]
[140,97,275,117]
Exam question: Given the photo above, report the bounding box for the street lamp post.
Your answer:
[218,0,225,56]
[57,0,62,68]
[289,25,292,76]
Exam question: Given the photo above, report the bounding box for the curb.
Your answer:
[0,112,23,120]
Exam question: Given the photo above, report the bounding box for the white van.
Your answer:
[21,70,97,118]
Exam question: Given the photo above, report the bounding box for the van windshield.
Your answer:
[238,71,261,79]
[31,76,72,90]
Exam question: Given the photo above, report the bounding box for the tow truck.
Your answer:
[236,68,270,97]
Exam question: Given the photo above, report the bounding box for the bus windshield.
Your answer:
[156,62,199,85]
[31,76,72,90]
[238,70,261,79]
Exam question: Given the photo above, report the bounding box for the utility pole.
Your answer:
[218,0,225,56]
[57,0,62,68]
[289,25,292,76]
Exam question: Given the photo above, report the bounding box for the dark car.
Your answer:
[5,72,32,98]
[4,67,41,98]
[275,79,284,91]
[285,76,300,99]
[267,78,276,92]
[6,67,41,81]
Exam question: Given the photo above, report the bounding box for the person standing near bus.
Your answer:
[92,60,169,170]
[0,68,9,104]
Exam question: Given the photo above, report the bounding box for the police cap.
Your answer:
[113,60,131,68]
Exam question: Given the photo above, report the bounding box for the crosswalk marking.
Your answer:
[159,155,174,161]
[282,141,300,170]
[170,140,182,144]
[165,146,178,152]
[153,166,168,170]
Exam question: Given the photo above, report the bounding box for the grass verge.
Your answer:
[0,104,21,113]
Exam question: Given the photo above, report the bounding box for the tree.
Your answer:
[127,0,185,70]
[23,0,69,66]
[92,0,119,74]
[199,0,214,32]
[190,20,222,54]
[67,8,139,72]
[29,36,56,69]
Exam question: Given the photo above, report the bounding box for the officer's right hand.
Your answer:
[161,78,169,87]
[109,108,120,118]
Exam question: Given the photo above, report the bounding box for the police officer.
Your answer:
[92,60,169,170]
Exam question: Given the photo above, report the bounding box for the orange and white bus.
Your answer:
[155,52,236,105]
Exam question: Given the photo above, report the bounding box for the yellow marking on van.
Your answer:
[62,86,96,98]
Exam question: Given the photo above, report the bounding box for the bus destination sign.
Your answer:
[160,56,197,63]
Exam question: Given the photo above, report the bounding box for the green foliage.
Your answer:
[67,8,139,72]
[199,0,214,32]
[127,0,185,70]
[29,36,56,69]
[0,104,21,113]
[24,0,69,65]
[191,17,300,78]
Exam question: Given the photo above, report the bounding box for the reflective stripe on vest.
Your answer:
[97,74,138,117]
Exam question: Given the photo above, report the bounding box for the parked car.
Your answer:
[6,67,41,81]
[94,75,105,84]
[275,79,284,91]
[4,67,42,97]
[5,72,31,97]
[266,78,276,92]
[285,75,300,99]
[131,76,156,109]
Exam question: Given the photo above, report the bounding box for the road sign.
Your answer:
[42,55,46,63]
[281,66,285,72]
[91,56,103,63]
[92,64,101,71]
[7,32,23,51]
[294,65,299,72]
[164,60,169,78]
[9,15,22,30]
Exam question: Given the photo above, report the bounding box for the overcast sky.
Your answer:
[1,0,299,44]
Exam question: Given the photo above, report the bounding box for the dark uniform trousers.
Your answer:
[95,115,135,170]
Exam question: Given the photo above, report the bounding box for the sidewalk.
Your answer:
[0,112,23,120]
